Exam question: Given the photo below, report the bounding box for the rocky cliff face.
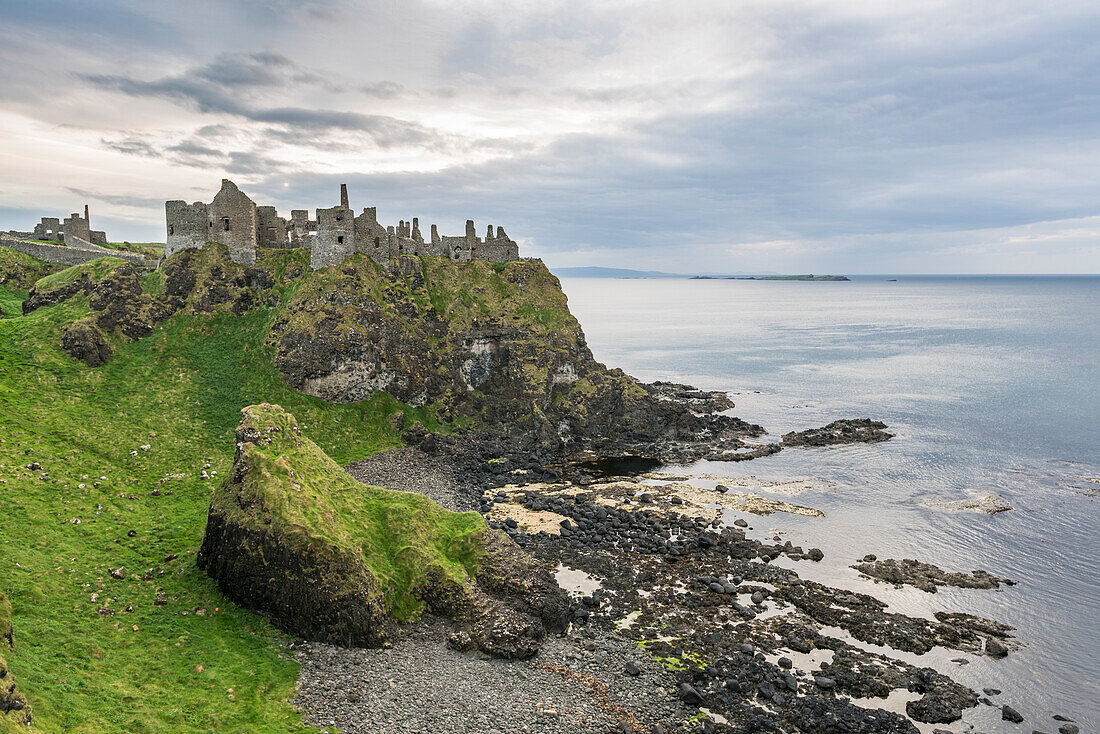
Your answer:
[270,255,760,455]
[197,404,569,658]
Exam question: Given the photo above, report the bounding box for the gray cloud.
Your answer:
[80,53,446,149]
[100,137,162,158]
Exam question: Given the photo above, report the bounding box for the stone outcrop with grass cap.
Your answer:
[197,404,569,658]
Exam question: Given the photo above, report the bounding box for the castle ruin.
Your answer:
[6,204,109,248]
[165,180,520,269]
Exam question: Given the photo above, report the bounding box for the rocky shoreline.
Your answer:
[290,399,1079,734]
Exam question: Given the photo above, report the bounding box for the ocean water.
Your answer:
[558,275,1100,732]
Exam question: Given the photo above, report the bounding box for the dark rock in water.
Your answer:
[905,667,978,723]
[677,682,703,705]
[853,557,1012,593]
[1059,724,1080,734]
[733,518,748,528]
[61,319,112,367]
[985,638,1008,657]
[197,404,568,659]
[643,381,735,413]
[781,419,894,447]
[807,548,824,561]
[1001,704,1023,723]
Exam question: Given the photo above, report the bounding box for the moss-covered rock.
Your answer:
[197,404,567,657]
[0,593,34,730]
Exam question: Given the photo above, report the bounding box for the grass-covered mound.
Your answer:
[0,248,64,292]
[198,404,567,657]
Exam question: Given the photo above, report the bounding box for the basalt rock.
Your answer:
[61,318,112,367]
[852,558,1013,593]
[782,419,894,447]
[197,404,567,659]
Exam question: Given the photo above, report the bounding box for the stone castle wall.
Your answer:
[209,180,257,266]
[165,201,211,258]
[0,235,147,267]
[311,207,356,269]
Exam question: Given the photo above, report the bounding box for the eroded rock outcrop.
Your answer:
[269,255,763,458]
[197,404,568,658]
[0,593,33,728]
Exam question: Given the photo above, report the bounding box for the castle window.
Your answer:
[168,225,174,235]
[337,235,344,244]
[374,237,380,247]
[222,217,230,232]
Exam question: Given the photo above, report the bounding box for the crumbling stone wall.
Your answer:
[354,207,391,265]
[256,206,289,248]
[165,201,211,259]
[62,212,92,247]
[209,179,258,265]
[1,235,147,267]
[32,217,62,241]
[311,206,355,269]
[290,210,316,249]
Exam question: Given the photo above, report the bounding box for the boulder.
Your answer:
[61,319,112,367]
[197,404,568,658]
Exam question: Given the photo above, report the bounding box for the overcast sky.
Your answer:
[1,0,1097,273]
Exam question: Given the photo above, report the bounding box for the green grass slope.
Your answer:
[0,249,448,732]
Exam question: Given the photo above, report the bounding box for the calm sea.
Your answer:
[558,275,1100,732]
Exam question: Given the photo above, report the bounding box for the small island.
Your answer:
[691,273,850,281]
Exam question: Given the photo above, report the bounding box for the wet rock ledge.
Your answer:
[197,404,568,659]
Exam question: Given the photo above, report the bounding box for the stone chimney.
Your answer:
[84,204,89,225]
[466,219,476,241]
[431,224,440,244]
[340,184,349,209]
[486,224,494,239]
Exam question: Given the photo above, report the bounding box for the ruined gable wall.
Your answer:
[63,214,92,247]
[256,206,289,247]
[89,231,108,245]
[311,206,356,270]
[290,210,316,249]
[209,180,257,265]
[476,235,520,262]
[33,218,62,241]
[165,201,211,258]
[353,208,391,265]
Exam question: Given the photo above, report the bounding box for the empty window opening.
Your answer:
[374,237,380,247]
[337,235,344,244]
[168,225,174,235]
[222,217,230,232]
